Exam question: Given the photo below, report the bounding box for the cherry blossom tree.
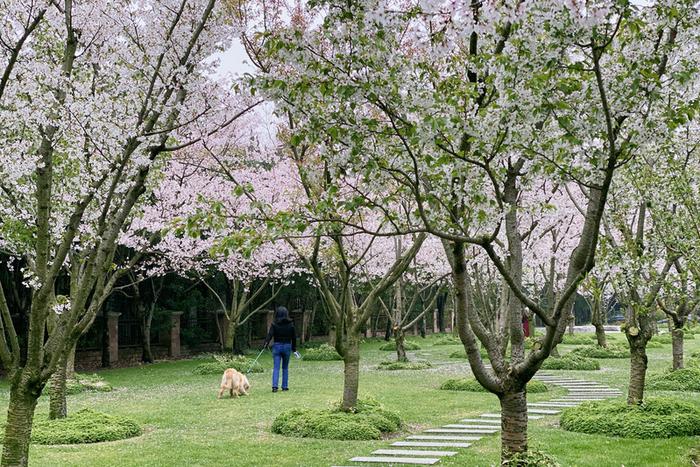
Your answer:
[252,0,698,458]
[0,1,256,464]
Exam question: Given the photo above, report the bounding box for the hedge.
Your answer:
[379,340,421,351]
[440,378,548,393]
[561,334,597,346]
[571,344,629,359]
[433,335,461,346]
[647,368,700,392]
[302,344,343,361]
[377,361,432,370]
[560,398,700,439]
[271,398,401,440]
[26,409,141,444]
[193,354,263,375]
[541,354,600,371]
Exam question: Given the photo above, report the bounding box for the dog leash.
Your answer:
[245,346,267,374]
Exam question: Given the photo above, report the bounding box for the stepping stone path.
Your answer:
[333,373,622,466]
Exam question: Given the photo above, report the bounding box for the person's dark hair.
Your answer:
[275,306,291,324]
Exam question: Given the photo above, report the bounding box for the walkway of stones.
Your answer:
[332,373,622,466]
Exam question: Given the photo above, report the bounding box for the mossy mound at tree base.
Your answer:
[645,340,663,349]
[271,398,401,440]
[570,344,629,359]
[378,340,421,351]
[377,360,432,370]
[193,354,263,375]
[65,374,113,394]
[24,409,141,444]
[449,348,489,359]
[502,449,560,467]
[560,334,597,346]
[541,354,600,370]
[560,398,700,439]
[647,367,700,391]
[440,378,548,393]
[432,335,461,345]
[302,344,343,361]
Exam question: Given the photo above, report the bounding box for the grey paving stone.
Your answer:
[443,424,501,430]
[460,418,501,424]
[372,449,457,457]
[528,402,579,407]
[392,441,472,448]
[425,428,497,434]
[527,408,560,414]
[349,456,439,464]
[408,435,483,441]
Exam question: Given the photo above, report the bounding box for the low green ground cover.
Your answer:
[0,331,695,466]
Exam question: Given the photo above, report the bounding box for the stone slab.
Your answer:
[553,398,604,402]
[373,449,457,457]
[408,435,482,441]
[528,408,560,414]
[350,456,439,465]
[528,402,579,408]
[392,441,472,448]
[443,424,501,430]
[425,428,497,434]
[460,418,501,424]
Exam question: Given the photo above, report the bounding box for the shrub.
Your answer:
[652,334,673,345]
[64,374,113,395]
[571,344,629,359]
[560,398,700,439]
[302,344,342,361]
[502,449,560,467]
[433,335,461,346]
[647,367,700,392]
[377,361,432,370]
[440,378,548,393]
[193,354,263,375]
[449,347,489,359]
[645,340,663,349]
[379,340,421,351]
[541,354,600,371]
[561,334,596,346]
[27,409,141,445]
[271,398,401,440]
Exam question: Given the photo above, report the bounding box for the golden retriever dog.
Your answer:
[218,368,250,398]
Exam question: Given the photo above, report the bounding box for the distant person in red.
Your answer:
[522,312,530,337]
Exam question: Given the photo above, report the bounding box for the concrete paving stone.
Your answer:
[408,435,483,441]
[372,449,457,457]
[349,456,439,465]
[392,441,472,448]
[443,424,501,430]
[425,429,497,434]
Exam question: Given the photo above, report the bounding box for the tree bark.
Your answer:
[226,318,238,354]
[48,362,68,420]
[500,388,528,458]
[1,382,40,467]
[672,327,684,370]
[141,311,154,363]
[395,328,408,362]
[66,343,77,379]
[341,333,361,411]
[627,340,648,405]
[591,296,607,347]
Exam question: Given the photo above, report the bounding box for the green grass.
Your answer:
[0,331,696,466]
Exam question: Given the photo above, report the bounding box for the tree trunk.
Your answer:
[226,318,238,354]
[672,327,684,370]
[48,362,68,420]
[499,388,528,459]
[328,325,337,347]
[627,340,648,405]
[341,333,361,411]
[141,314,154,363]
[66,343,77,379]
[395,328,408,362]
[1,383,40,467]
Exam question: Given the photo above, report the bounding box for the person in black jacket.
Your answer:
[264,306,299,392]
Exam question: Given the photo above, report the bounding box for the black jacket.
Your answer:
[264,320,297,351]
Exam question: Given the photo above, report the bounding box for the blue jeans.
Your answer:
[272,343,292,389]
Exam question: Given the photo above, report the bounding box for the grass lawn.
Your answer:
[0,332,698,466]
